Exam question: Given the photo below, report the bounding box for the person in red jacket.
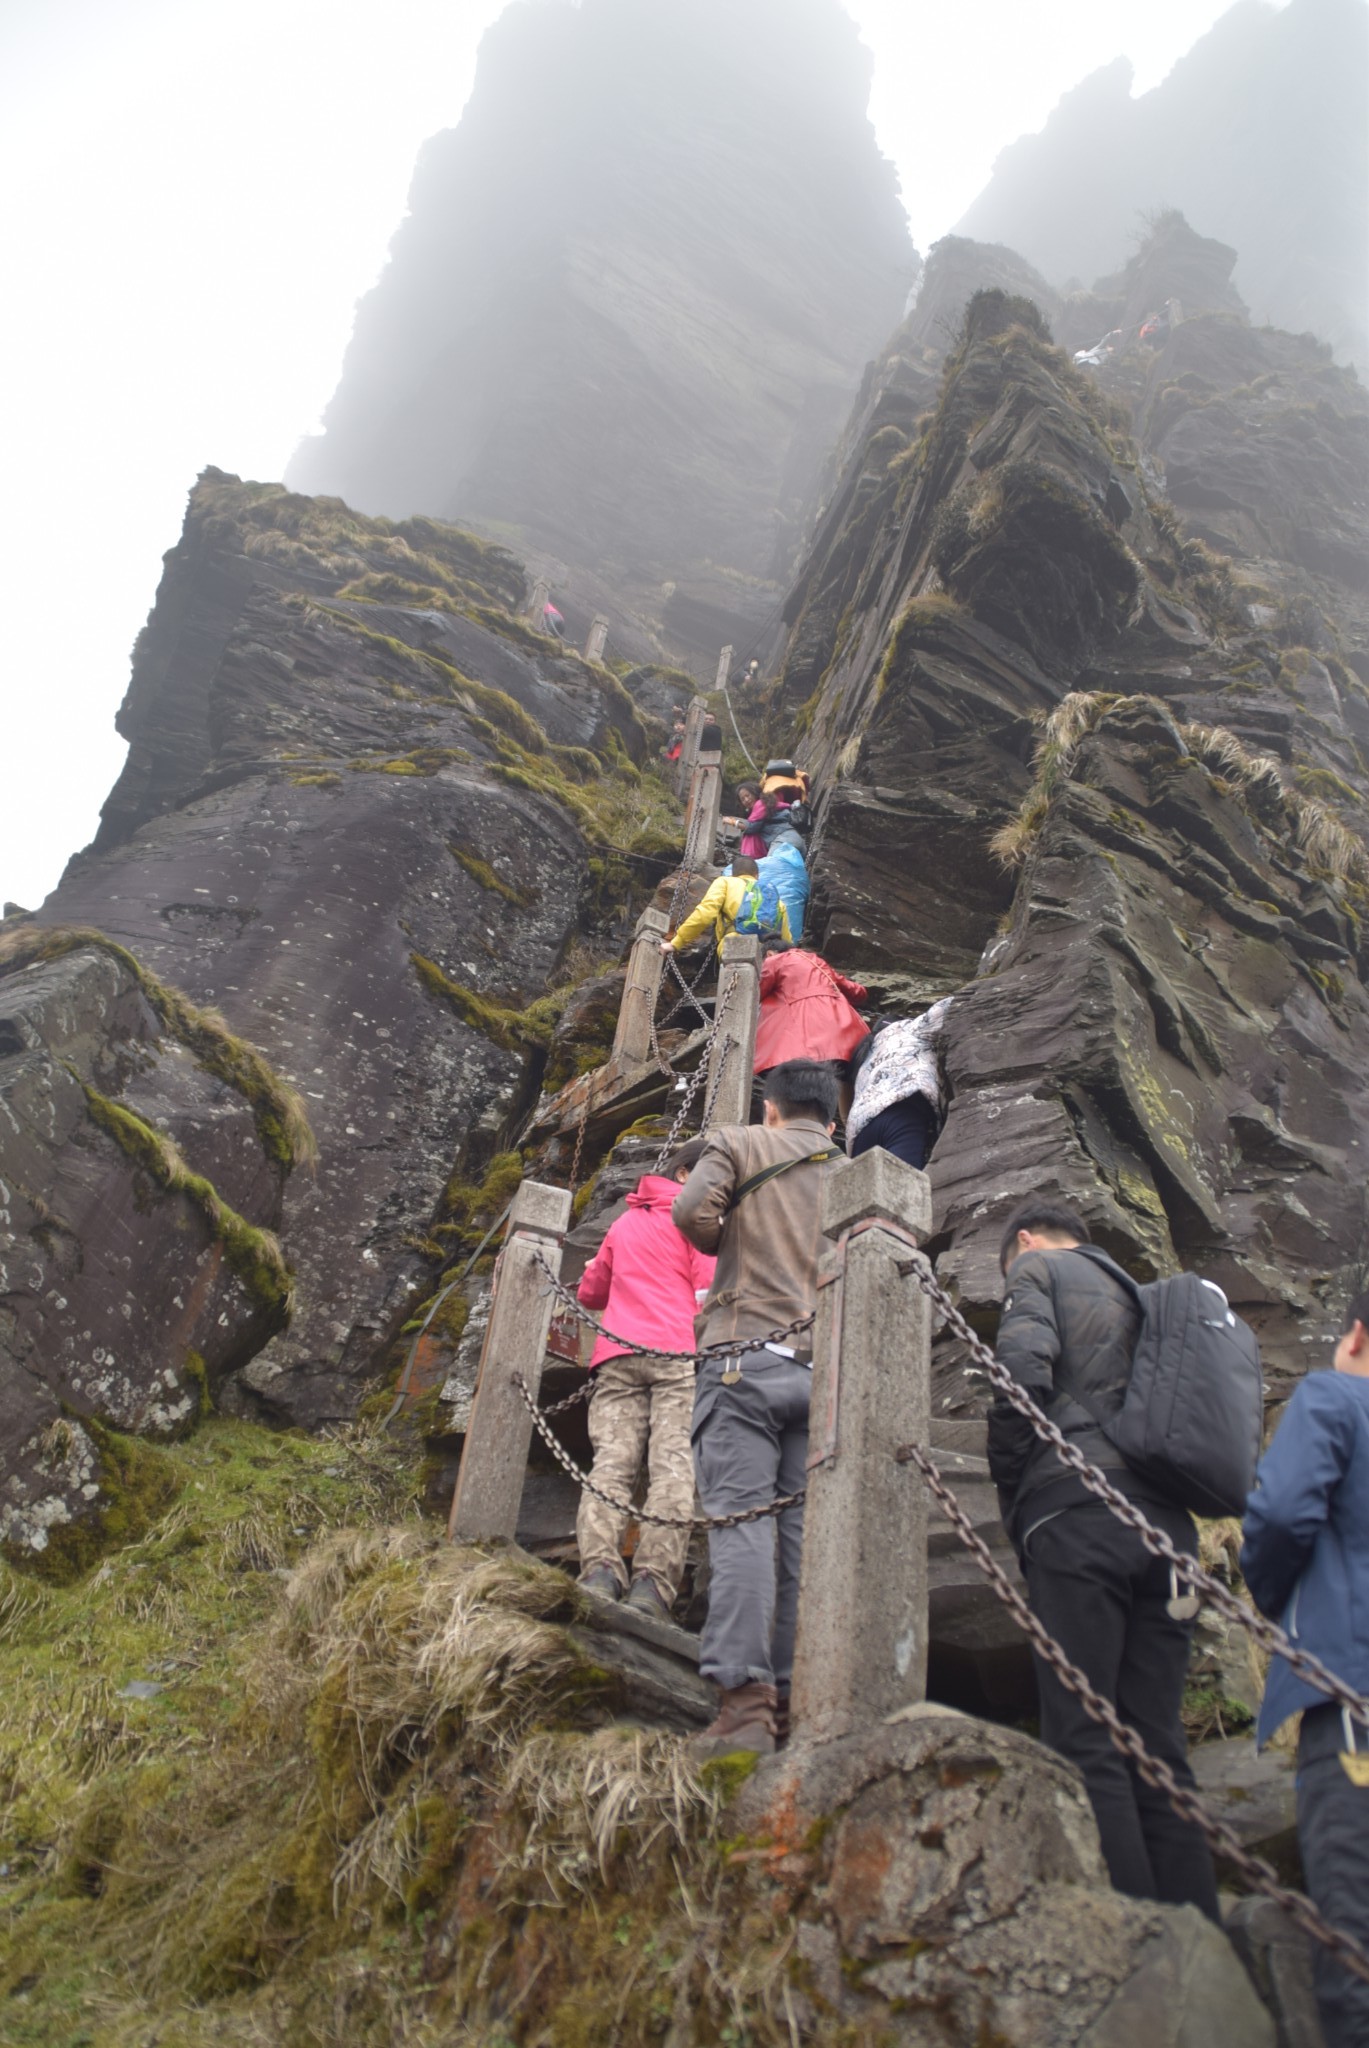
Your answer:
[576,1138,716,1616]
[753,942,869,1097]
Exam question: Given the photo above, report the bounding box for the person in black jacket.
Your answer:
[988,1197,1219,1920]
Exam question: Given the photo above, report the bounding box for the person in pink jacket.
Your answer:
[576,1137,716,1616]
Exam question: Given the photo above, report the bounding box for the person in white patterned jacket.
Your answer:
[844,997,952,1170]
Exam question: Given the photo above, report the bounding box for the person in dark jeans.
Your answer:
[1242,1293,1369,2047]
[987,1198,1220,1919]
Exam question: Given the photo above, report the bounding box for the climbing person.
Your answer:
[754,939,868,1083]
[672,1059,841,1756]
[722,781,761,851]
[575,1138,716,1618]
[755,840,810,942]
[845,998,952,1171]
[737,787,786,859]
[661,856,791,959]
[760,757,811,806]
[987,1198,1221,1921]
[1241,1293,1369,2048]
[663,720,686,764]
[542,600,566,641]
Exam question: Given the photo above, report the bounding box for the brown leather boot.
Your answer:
[690,1682,778,1761]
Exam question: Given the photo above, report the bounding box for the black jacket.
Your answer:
[987,1244,1165,1549]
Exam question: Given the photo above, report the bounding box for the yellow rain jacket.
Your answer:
[670,875,792,955]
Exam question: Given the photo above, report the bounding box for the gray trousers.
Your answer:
[692,1350,809,1692]
[1298,1703,1369,2047]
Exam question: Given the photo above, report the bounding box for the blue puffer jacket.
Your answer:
[757,844,810,943]
[1240,1369,1369,1745]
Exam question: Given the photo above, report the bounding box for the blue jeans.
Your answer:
[692,1350,809,1691]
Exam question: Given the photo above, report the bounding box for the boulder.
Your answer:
[1226,1896,1327,2048]
[729,1706,1275,2046]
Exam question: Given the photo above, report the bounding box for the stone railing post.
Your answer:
[585,614,610,664]
[448,1179,573,1542]
[687,737,724,868]
[675,695,708,798]
[789,1148,932,1743]
[704,932,760,1127]
[612,905,669,1065]
[528,575,551,627]
[714,643,734,692]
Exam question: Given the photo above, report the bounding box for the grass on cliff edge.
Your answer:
[0,1420,777,2048]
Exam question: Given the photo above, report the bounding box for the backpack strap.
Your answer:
[725,1149,836,1212]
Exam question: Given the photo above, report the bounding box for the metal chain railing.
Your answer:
[511,1370,805,1530]
[533,1249,814,1364]
[651,979,736,1168]
[897,1250,1369,1730]
[900,1439,1369,1987]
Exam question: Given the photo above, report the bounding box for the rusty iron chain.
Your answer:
[900,1440,1369,1987]
[567,1097,590,1194]
[899,1250,1369,1731]
[653,978,736,1167]
[512,1370,805,1529]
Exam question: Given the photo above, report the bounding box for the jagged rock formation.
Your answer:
[774,220,1369,1402]
[287,0,915,658]
[956,0,1369,368]
[4,474,664,1539]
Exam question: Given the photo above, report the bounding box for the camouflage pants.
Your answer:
[576,1351,696,1600]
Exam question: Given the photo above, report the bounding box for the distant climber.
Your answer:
[542,600,566,640]
[988,1200,1221,1922]
[1138,300,1180,348]
[754,940,868,1085]
[1241,1292,1369,2048]
[575,1138,715,1618]
[845,998,952,1170]
[1073,328,1121,369]
[664,719,687,764]
[662,857,792,958]
[673,1059,841,1756]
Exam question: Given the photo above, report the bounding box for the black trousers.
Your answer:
[1023,1499,1220,1920]
[1298,1703,1369,2047]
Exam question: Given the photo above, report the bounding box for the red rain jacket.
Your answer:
[576,1175,716,1367]
[753,950,869,1073]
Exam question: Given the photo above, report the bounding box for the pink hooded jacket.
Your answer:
[576,1174,716,1367]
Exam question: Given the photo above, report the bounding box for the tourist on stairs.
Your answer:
[845,998,952,1171]
[754,939,868,1085]
[1241,1293,1369,2048]
[672,1060,840,1757]
[662,857,791,959]
[575,1138,715,1618]
[755,841,810,942]
[988,1199,1221,1921]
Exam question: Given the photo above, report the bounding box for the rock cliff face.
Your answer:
[287,0,915,658]
[1,473,666,1555]
[956,0,1369,370]
[773,220,1369,1406]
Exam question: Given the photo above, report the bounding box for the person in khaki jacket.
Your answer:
[672,1058,839,1756]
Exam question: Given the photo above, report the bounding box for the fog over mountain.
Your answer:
[957,0,1368,366]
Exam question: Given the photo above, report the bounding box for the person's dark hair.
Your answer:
[759,789,787,818]
[847,1024,879,1081]
[761,933,793,955]
[732,856,759,878]
[736,782,758,808]
[763,1059,839,1127]
[999,1198,1091,1273]
[662,1136,708,1179]
[1342,1291,1369,1335]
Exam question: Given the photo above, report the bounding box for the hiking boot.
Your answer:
[578,1565,624,1602]
[689,1682,778,1761]
[625,1573,672,1620]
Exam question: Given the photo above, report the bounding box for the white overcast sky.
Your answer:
[0,0,1260,910]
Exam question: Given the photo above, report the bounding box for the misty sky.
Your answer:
[1,0,1268,910]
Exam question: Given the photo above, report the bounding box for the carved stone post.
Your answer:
[704,932,760,1127]
[448,1179,573,1542]
[528,575,551,626]
[714,644,734,691]
[686,746,723,869]
[612,905,669,1065]
[789,1148,933,1743]
[675,695,707,798]
[585,614,610,664]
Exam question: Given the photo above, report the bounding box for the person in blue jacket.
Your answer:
[1241,1292,1369,2048]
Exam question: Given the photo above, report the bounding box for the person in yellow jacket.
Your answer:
[660,858,792,958]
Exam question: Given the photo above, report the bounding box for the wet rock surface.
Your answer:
[731,1707,1274,2046]
[33,476,652,1431]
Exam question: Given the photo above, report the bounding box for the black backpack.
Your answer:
[1075,1252,1264,1516]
